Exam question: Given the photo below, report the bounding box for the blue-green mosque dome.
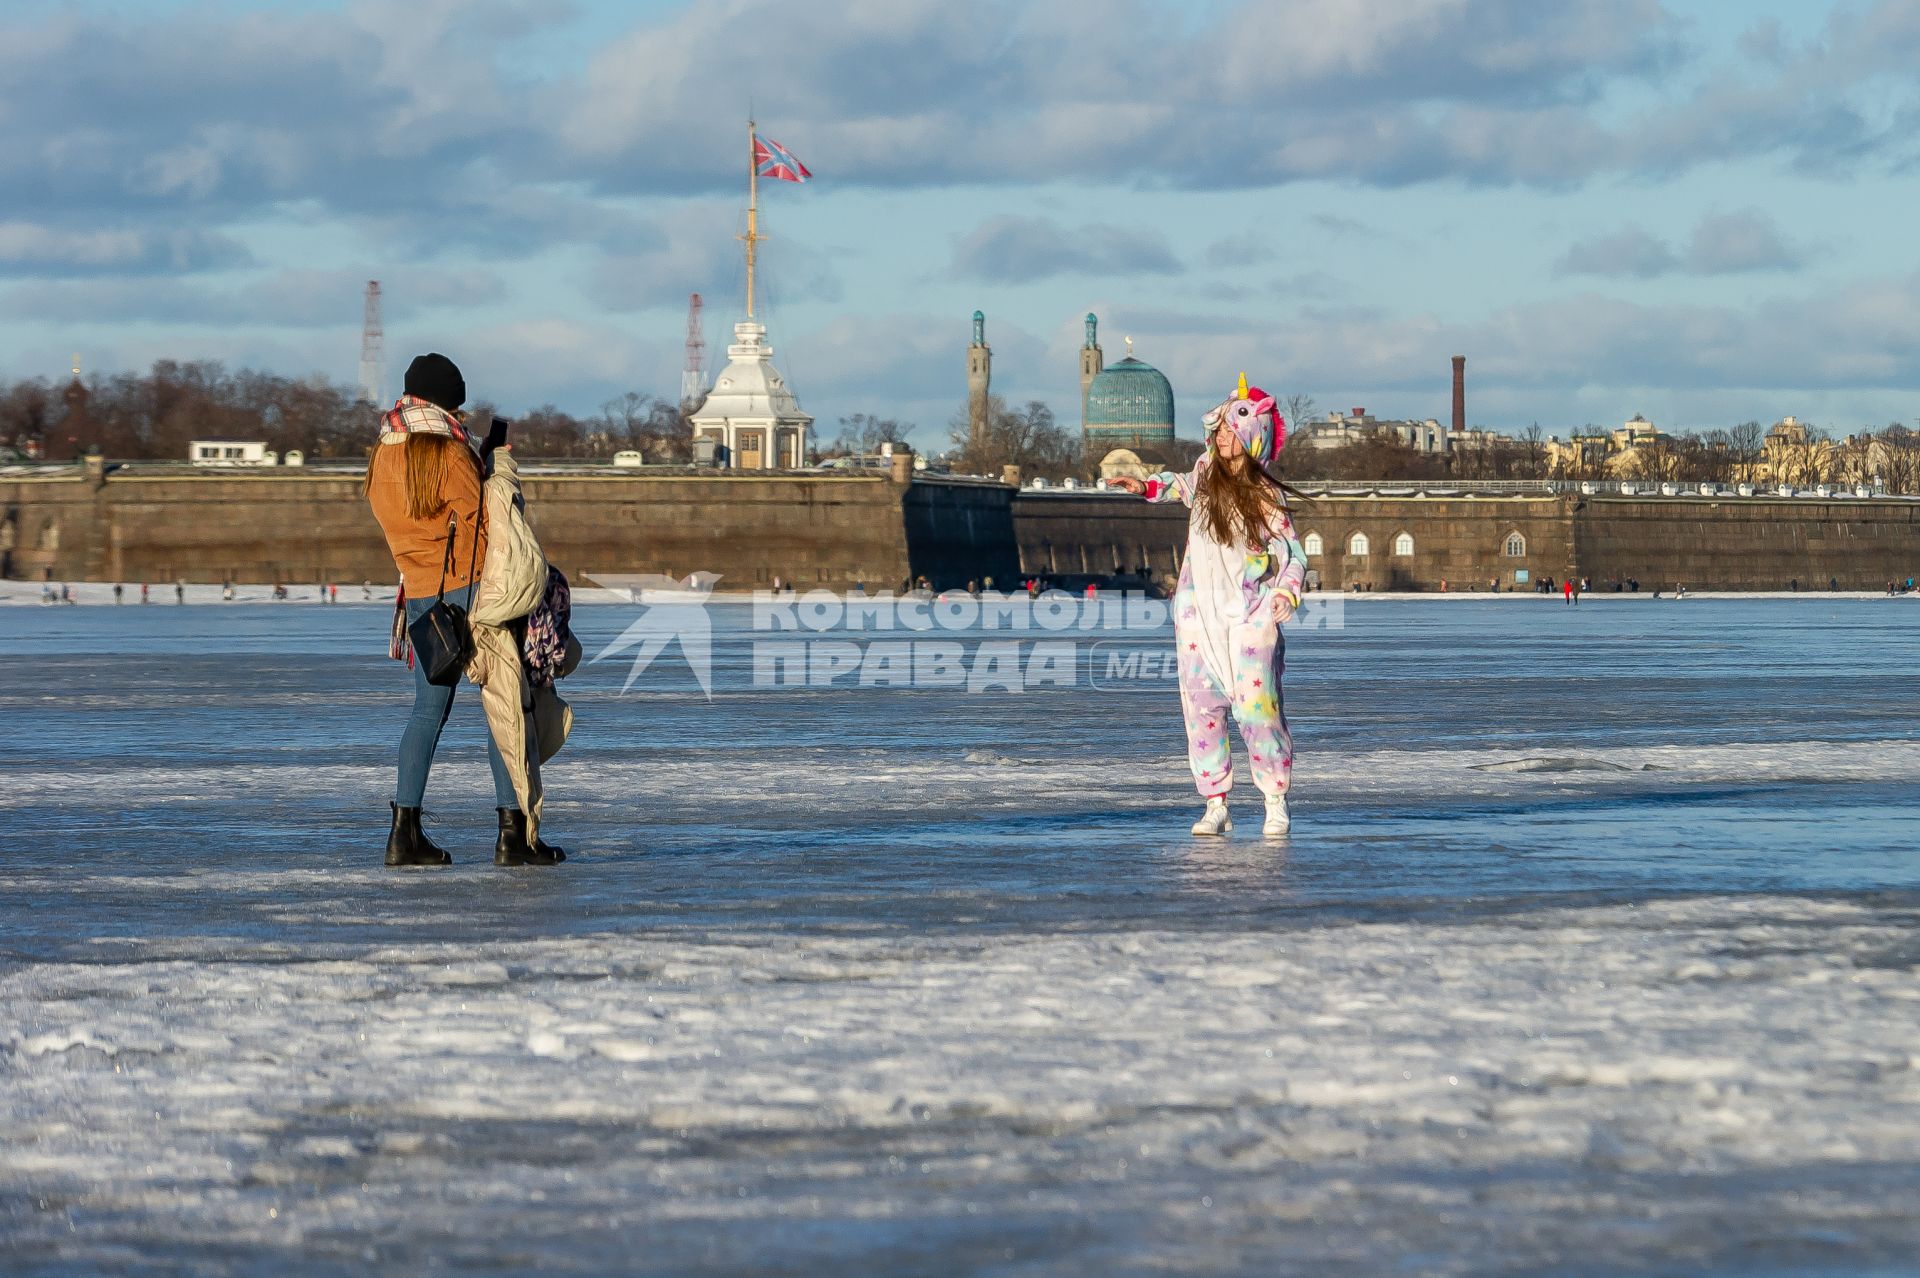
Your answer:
[1084,355,1175,451]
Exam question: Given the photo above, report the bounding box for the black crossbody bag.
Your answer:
[408,507,482,687]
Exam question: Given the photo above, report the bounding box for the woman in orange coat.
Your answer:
[365,353,560,868]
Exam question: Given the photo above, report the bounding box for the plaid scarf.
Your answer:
[380,394,472,445]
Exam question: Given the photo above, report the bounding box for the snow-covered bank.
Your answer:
[4,893,1918,1272]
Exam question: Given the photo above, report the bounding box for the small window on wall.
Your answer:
[1505,532,1527,557]
[1302,532,1324,557]
[1393,532,1414,557]
[1348,532,1370,557]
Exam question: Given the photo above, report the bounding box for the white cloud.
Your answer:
[1685,209,1804,274]
[0,267,506,327]
[1556,228,1680,279]
[951,216,1181,282]
[1558,210,1807,278]
[0,223,250,276]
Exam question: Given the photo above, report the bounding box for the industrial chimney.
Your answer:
[1451,356,1465,433]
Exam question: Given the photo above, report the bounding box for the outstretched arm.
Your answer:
[1109,455,1207,506]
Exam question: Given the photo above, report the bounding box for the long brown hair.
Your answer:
[362,433,475,520]
[1197,451,1304,550]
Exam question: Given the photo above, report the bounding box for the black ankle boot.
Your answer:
[494,808,565,866]
[385,802,451,867]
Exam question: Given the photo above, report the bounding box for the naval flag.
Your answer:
[753,136,811,183]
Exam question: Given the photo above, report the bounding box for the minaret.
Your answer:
[967,310,991,456]
[1079,312,1104,431]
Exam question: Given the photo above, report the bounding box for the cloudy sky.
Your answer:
[3,0,1919,448]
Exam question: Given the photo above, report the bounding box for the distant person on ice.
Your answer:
[1109,376,1306,838]
[365,353,567,869]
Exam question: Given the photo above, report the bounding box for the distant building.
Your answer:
[967,310,991,456]
[1096,444,1182,485]
[1295,408,1452,455]
[54,359,107,459]
[688,320,812,469]
[1767,415,1808,446]
[1546,414,1670,476]
[1079,312,1104,431]
[189,439,274,466]
[1084,337,1175,457]
[1761,415,1837,487]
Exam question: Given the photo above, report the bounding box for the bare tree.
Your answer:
[1279,393,1317,434]
[1880,424,1919,494]
[950,395,1080,480]
[1775,422,1834,487]
[593,393,691,462]
[1519,424,1547,477]
[832,413,911,457]
[1727,421,1764,483]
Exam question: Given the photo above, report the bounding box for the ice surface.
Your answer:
[2,598,1918,1273]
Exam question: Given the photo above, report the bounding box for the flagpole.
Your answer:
[745,119,759,319]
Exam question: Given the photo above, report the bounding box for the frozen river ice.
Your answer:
[2,595,1918,1274]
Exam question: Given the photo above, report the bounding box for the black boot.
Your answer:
[494,808,565,866]
[385,802,451,867]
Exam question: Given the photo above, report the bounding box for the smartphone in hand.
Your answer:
[483,416,511,455]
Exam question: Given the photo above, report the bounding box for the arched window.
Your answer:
[1348,532,1370,557]
[1302,532,1324,557]
[1392,532,1414,557]
[1504,532,1527,557]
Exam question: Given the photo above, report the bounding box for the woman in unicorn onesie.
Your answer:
[1110,377,1307,837]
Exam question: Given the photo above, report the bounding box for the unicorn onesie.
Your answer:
[1138,379,1306,836]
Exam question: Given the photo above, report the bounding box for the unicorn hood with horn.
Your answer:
[1202,373,1286,465]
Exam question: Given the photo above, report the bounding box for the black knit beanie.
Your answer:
[404,353,465,412]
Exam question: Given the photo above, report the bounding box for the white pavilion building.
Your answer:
[688,320,811,469]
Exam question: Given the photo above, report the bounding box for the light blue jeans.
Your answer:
[396,583,516,809]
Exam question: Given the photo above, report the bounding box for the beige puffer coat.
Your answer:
[466,628,573,845]
[462,448,571,843]
[469,449,548,627]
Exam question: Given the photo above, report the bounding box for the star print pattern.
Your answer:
[1176,614,1293,802]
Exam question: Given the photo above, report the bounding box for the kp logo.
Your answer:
[587,573,720,700]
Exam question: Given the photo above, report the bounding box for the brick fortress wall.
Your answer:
[0,461,981,593]
[1009,491,1919,592]
[4,461,1914,593]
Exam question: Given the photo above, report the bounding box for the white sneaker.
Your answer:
[1262,795,1292,837]
[1190,797,1232,836]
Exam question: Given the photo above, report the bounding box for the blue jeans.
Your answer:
[396,584,516,809]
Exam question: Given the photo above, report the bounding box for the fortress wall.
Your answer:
[1010,492,1920,592]
[1010,493,1575,591]
[1283,496,1573,591]
[521,473,911,592]
[7,464,1915,595]
[0,466,920,592]
[1,469,393,586]
[1010,493,1190,581]
[1575,496,1920,590]
[901,479,1022,591]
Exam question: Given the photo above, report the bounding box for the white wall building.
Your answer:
[687,321,811,469]
[188,439,274,466]
[1296,410,1452,455]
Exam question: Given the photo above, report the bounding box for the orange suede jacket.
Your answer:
[367,440,488,598]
